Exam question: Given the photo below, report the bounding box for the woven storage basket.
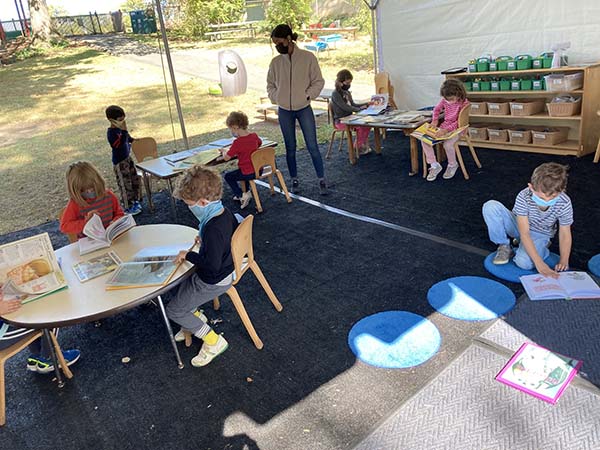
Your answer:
[468,124,488,140]
[508,129,532,144]
[546,98,581,117]
[510,100,545,116]
[470,101,488,115]
[532,127,569,145]
[487,125,509,142]
[487,101,510,115]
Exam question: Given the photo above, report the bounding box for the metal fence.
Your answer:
[1,13,118,39]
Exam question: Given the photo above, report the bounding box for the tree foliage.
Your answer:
[265,0,311,33]
[179,0,245,37]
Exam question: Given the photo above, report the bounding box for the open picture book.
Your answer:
[72,251,122,283]
[172,148,223,171]
[357,94,389,115]
[105,243,193,290]
[78,214,136,255]
[410,123,468,146]
[495,342,582,404]
[0,233,67,304]
[520,271,600,300]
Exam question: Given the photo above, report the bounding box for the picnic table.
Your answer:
[302,26,359,40]
[205,21,258,41]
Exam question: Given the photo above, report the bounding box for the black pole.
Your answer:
[94,11,102,34]
[14,0,24,36]
[18,0,28,36]
[89,12,96,34]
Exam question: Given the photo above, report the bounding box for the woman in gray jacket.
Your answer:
[267,24,328,195]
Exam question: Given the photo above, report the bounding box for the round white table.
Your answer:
[3,224,198,373]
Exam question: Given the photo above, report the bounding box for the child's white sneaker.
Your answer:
[426,164,442,181]
[174,310,208,342]
[443,164,459,179]
[240,191,253,209]
[191,335,228,367]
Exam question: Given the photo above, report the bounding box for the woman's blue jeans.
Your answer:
[278,105,324,179]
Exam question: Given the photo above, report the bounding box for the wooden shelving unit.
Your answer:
[446,64,600,157]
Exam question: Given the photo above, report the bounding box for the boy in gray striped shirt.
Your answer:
[482,163,573,278]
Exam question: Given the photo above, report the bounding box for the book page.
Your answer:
[557,272,600,298]
[0,233,67,303]
[520,274,565,300]
[132,244,191,263]
[106,260,178,288]
[82,214,108,242]
[72,251,122,283]
[105,215,136,243]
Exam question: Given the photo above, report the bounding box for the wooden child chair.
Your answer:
[593,110,600,163]
[242,146,292,213]
[325,103,347,159]
[421,104,482,180]
[1,331,72,426]
[374,72,398,109]
[131,137,158,211]
[183,215,283,350]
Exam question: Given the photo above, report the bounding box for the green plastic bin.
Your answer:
[476,57,490,72]
[532,79,545,90]
[515,54,533,70]
[463,81,472,91]
[499,79,511,91]
[506,60,517,71]
[471,81,481,91]
[490,80,500,91]
[468,60,477,72]
[479,80,491,91]
[510,80,521,90]
[494,56,512,71]
[520,79,533,90]
[541,52,553,68]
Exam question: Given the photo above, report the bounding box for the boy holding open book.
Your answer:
[166,166,238,367]
[483,162,573,278]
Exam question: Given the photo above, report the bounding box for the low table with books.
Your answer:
[1,224,199,373]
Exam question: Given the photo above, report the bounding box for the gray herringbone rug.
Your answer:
[353,335,600,450]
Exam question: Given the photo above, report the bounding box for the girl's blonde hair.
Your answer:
[174,165,222,202]
[66,161,106,206]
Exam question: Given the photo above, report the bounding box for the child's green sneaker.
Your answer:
[191,335,228,367]
[27,349,81,374]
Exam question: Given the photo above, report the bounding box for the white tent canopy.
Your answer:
[377,0,600,109]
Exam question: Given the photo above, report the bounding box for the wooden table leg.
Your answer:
[373,128,382,154]
[347,127,356,165]
[408,135,419,176]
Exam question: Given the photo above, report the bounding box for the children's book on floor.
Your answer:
[495,342,582,404]
[357,94,389,115]
[78,214,136,255]
[0,233,67,304]
[520,271,600,300]
[410,123,468,145]
[105,243,192,290]
[72,251,122,283]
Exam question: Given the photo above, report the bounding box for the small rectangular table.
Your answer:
[136,138,277,218]
[339,112,432,176]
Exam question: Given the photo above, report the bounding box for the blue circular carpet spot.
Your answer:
[348,311,441,369]
[588,254,600,278]
[484,252,560,283]
[428,276,516,321]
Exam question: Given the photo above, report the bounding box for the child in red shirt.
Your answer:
[60,161,125,238]
[220,111,262,209]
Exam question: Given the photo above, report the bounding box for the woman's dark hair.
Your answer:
[440,79,467,101]
[105,105,125,120]
[270,24,298,41]
[335,69,353,93]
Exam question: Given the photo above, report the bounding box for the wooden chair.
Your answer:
[1,331,72,426]
[243,146,292,213]
[421,104,482,180]
[594,110,600,163]
[183,215,283,350]
[325,103,346,159]
[131,137,158,211]
[374,72,398,109]
[58,207,77,243]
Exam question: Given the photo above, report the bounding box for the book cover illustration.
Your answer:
[72,251,122,283]
[495,342,582,404]
[357,94,389,115]
[0,233,67,304]
[410,123,468,145]
[520,271,600,300]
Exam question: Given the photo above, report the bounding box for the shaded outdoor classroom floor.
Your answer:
[1,131,599,450]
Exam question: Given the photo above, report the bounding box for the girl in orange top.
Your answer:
[60,161,124,238]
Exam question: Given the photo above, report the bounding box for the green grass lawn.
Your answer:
[0,36,373,235]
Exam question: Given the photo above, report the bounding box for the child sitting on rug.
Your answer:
[219,111,262,210]
[167,165,238,367]
[330,69,371,155]
[482,162,573,278]
[423,79,469,181]
[60,161,125,238]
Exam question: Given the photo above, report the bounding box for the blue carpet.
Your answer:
[428,276,516,321]
[347,311,441,369]
[588,254,600,278]
[484,252,560,283]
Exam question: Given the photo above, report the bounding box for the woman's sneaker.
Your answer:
[442,164,459,179]
[27,349,81,374]
[191,335,228,367]
[426,164,443,181]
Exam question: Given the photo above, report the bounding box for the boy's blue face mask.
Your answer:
[188,200,224,236]
[531,193,559,207]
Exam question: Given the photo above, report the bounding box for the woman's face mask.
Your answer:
[275,43,289,54]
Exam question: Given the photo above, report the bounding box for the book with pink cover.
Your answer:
[495,342,582,404]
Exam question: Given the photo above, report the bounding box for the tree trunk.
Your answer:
[28,0,52,43]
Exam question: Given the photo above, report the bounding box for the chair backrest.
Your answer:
[458,103,471,127]
[231,215,254,284]
[131,137,158,162]
[250,146,276,179]
[58,207,78,243]
[374,72,397,109]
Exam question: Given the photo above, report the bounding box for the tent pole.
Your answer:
[370,7,377,73]
[154,0,189,149]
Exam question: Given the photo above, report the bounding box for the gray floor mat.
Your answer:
[353,344,600,450]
